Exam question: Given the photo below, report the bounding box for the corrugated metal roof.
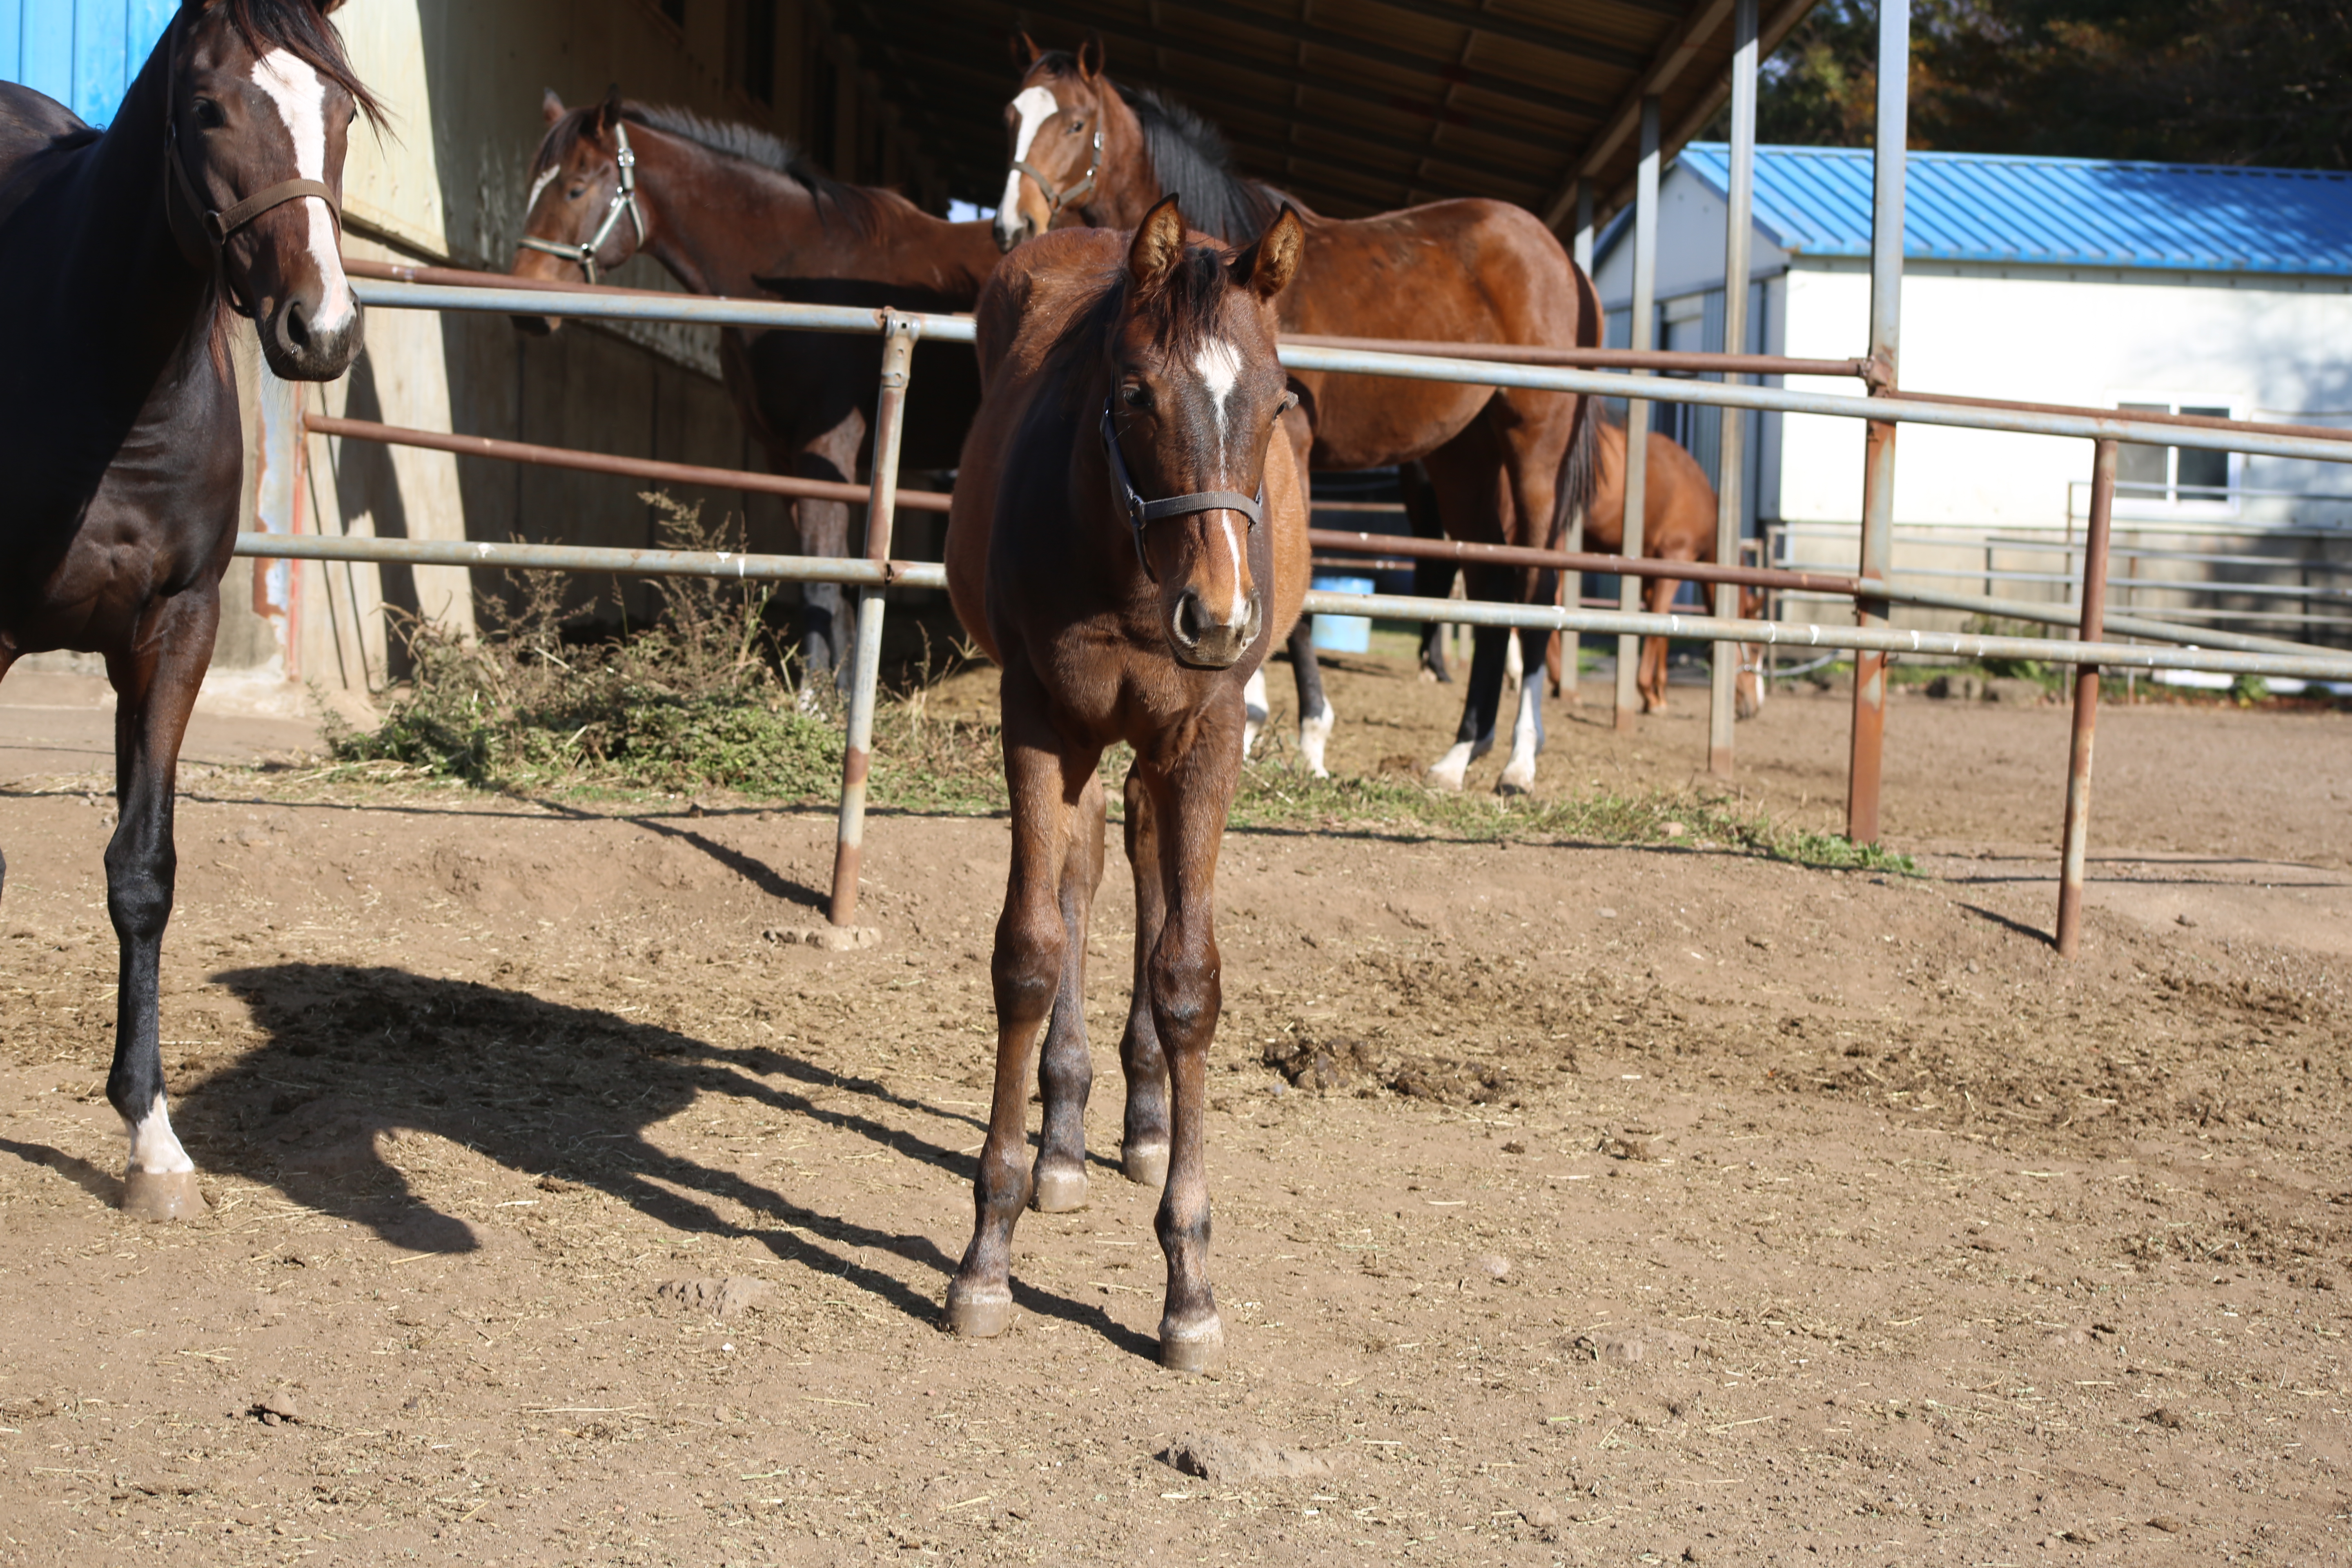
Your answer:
[1672,143,2352,276]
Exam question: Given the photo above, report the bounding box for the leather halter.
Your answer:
[161,17,343,318]
[1012,123,1101,224]
[1100,399,1266,582]
[517,120,646,285]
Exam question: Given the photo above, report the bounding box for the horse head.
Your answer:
[995,32,1111,252]
[168,0,372,380]
[510,88,648,329]
[1104,196,1303,670]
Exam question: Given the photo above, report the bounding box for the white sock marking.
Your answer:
[1001,86,1059,225]
[1242,668,1268,757]
[1427,739,1475,791]
[1298,694,1335,778]
[125,1095,194,1176]
[251,49,354,334]
[1501,664,1544,793]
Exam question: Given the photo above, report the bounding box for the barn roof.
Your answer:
[1665,143,2352,276]
[823,0,1819,231]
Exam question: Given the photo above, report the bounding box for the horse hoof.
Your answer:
[122,1169,207,1223]
[1424,766,1466,792]
[1158,1315,1226,1373]
[1496,769,1535,797]
[1122,1142,1170,1188]
[944,1282,1013,1338]
[1031,1167,1089,1212]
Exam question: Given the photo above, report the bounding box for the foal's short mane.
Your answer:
[212,0,384,123]
[530,99,909,237]
[1033,53,1283,247]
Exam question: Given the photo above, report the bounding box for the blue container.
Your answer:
[1309,574,1374,654]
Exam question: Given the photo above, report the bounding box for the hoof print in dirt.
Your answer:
[2143,1407,2187,1430]
[1387,1056,1513,1105]
[1261,1035,1373,1092]
[764,925,880,952]
[655,1276,773,1318]
[249,1392,307,1428]
[1601,1134,1653,1161]
[1518,1502,1559,1542]
[1160,1433,1330,1483]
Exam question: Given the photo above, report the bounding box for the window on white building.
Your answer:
[2115,397,2240,513]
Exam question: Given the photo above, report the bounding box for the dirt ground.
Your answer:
[1,650,2348,1565]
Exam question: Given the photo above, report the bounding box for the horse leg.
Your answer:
[1639,572,1682,714]
[0,644,11,907]
[789,409,866,698]
[1496,624,1552,796]
[1401,462,1452,682]
[1115,764,1171,1187]
[947,673,1096,1336]
[105,589,218,1221]
[1288,621,1335,777]
[1137,716,1244,1372]
[1031,772,1107,1213]
[1241,669,1267,758]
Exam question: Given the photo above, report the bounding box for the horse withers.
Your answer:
[0,0,374,1219]
[942,197,1308,1371]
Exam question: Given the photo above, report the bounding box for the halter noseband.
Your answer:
[1012,123,1102,224]
[161,15,343,318]
[517,120,646,285]
[1100,399,1267,582]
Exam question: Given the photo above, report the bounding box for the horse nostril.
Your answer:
[283,299,311,349]
[1173,593,1205,646]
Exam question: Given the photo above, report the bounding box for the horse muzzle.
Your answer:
[1168,588,1261,670]
[993,211,1033,254]
[258,289,363,382]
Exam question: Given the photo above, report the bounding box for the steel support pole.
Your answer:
[1565,179,1596,703]
[1617,97,1661,733]
[1709,0,1758,777]
[2056,439,2118,959]
[1845,0,1908,844]
[829,314,920,929]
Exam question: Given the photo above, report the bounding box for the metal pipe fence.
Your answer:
[297,273,2352,955]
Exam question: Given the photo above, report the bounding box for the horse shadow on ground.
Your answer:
[176,963,1154,1359]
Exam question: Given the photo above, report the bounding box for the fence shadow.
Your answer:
[178,963,1146,1353]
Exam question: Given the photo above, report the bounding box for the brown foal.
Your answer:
[942,197,1308,1371]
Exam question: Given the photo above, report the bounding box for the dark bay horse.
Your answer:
[1551,413,1765,717]
[998,38,1600,795]
[943,197,1307,1370]
[0,0,373,1219]
[514,92,1003,689]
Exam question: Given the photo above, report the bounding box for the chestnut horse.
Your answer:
[996,39,1600,794]
[514,92,1002,690]
[0,0,373,1218]
[1552,412,1766,716]
[943,198,1307,1370]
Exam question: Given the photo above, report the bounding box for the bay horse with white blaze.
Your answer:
[514,93,1001,690]
[997,38,1600,793]
[944,197,1308,1370]
[0,0,374,1218]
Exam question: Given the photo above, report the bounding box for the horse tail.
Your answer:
[1550,258,1605,549]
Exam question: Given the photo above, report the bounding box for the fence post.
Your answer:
[828,312,920,929]
[2056,439,2118,959]
[1617,96,1661,733]
[1846,0,1908,844]
[1710,0,1758,776]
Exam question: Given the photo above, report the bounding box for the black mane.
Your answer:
[1123,87,1284,246]
[217,0,383,122]
[530,99,904,236]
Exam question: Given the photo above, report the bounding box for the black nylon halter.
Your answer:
[1100,399,1266,582]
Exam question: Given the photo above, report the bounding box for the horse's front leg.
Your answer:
[1287,621,1336,777]
[1139,696,1245,1372]
[105,588,218,1221]
[1031,772,1107,1213]
[946,675,1097,1336]
[1496,622,1552,796]
[1116,764,1170,1188]
[788,408,866,698]
[1639,571,1684,714]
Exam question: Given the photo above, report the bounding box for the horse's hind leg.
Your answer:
[788,410,866,697]
[1115,765,1171,1188]
[105,589,218,1221]
[1287,622,1335,777]
[1031,773,1107,1213]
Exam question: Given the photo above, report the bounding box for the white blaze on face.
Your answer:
[1193,338,1247,595]
[526,163,561,214]
[1001,86,1061,224]
[250,48,354,333]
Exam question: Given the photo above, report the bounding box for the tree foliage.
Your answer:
[1749,0,2352,169]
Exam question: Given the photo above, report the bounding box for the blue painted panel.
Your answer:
[18,0,74,110]
[0,0,23,84]
[73,0,127,124]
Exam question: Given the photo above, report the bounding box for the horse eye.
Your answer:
[1120,384,1150,410]
[192,98,225,130]
[1069,118,1085,133]
[567,185,587,201]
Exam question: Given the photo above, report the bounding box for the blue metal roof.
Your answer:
[1669,143,2352,276]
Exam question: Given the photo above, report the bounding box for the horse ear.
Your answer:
[542,89,566,127]
[1128,195,1186,294]
[309,0,350,12]
[1231,205,1305,303]
[1010,31,1041,71]
[1078,30,1106,80]
[594,84,623,138]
